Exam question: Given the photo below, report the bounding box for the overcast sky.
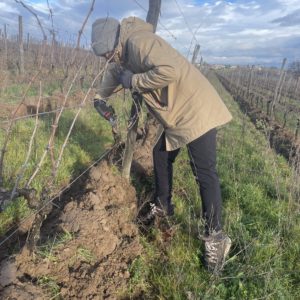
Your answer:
[0,0,299,66]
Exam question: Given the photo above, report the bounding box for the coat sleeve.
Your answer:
[96,63,120,99]
[131,38,178,93]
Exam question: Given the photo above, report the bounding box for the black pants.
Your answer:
[153,128,222,233]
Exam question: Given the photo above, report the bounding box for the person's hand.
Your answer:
[119,70,133,89]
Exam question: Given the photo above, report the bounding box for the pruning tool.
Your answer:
[93,98,120,142]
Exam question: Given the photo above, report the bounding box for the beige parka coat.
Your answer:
[97,17,232,151]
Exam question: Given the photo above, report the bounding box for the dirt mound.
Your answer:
[0,102,28,120]
[0,161,141,299]
[0,90,89,120]
[0,114,160,299]
[132,117,160,177]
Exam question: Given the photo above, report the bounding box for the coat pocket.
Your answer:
[143,87,168,111]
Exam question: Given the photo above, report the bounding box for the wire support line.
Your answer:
[0,13,80,40]
[0,104,87,124]
[173,0,200,46]
[0,144,119,248]
[131,0,199,58]
[132,0,177,40]
[0,105,114,125]
[0,86,126,124]
[0,95,74,106]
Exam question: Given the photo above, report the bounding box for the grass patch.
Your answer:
[126,71,300,299]
[0,83,38,103]
[37,275,61,299]
[76,246,96,264]
[37,230,74,262]
[0,98,122,236]
[0,198,30,236]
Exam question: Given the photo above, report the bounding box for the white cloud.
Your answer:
[0,2,19,14]
[229,29,274,37]
[156,0,300,65]
[0,0,299,66]
[29,2,49,14]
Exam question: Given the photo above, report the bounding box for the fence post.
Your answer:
[269,58,287,118]
[236,68,242,92]
[247,65,254,97]
[191,44,200,65]
[146,0,161,32]
[18,15,25,74]
[4,24,8,70]
[277,72,287,104]
[199,56,203,70]
[295,76,300,97]
[26,32,30,51]
[295,119,300,140]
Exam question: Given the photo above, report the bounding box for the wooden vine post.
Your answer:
[295,119,300,140]
[146,0,161,32]
[18,15,25,74]
[247,65,254,97]
[269,58,287,118]
[122,0,161,180]
[191,44,200,65]
[3,24,8,70]
[295,76,300,96]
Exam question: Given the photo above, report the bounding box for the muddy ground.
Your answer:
[0,119,158,299]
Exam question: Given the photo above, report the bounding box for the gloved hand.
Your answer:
[119,70,133,89]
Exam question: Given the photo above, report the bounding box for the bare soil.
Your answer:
[0,161,141,299]
[0,90,88,120]
[0,118,158,299]
[132,117,160,177]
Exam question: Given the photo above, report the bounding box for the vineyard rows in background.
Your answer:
[216,64,300,134]
[215,65,300,177]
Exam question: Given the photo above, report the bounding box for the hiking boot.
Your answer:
[146,203,166,220]
[201,231,232,274]
[147,203,174,219]
[145,203,176,234]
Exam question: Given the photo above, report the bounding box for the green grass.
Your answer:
[0,101,117,236]
[37,230,74,262]
[0,88,134,237]
[1,72,299,299]
[0,83,38,103]
[126,72,300,299]
[274,108,299,134]
[37,275,61,299]
[0,198,30,236]
[1,106,114,187]
[76,246,96,264]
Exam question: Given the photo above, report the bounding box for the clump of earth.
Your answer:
[0,118,159,299]
[0,161,141,299]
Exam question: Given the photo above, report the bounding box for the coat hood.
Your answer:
[91,17,120,56]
